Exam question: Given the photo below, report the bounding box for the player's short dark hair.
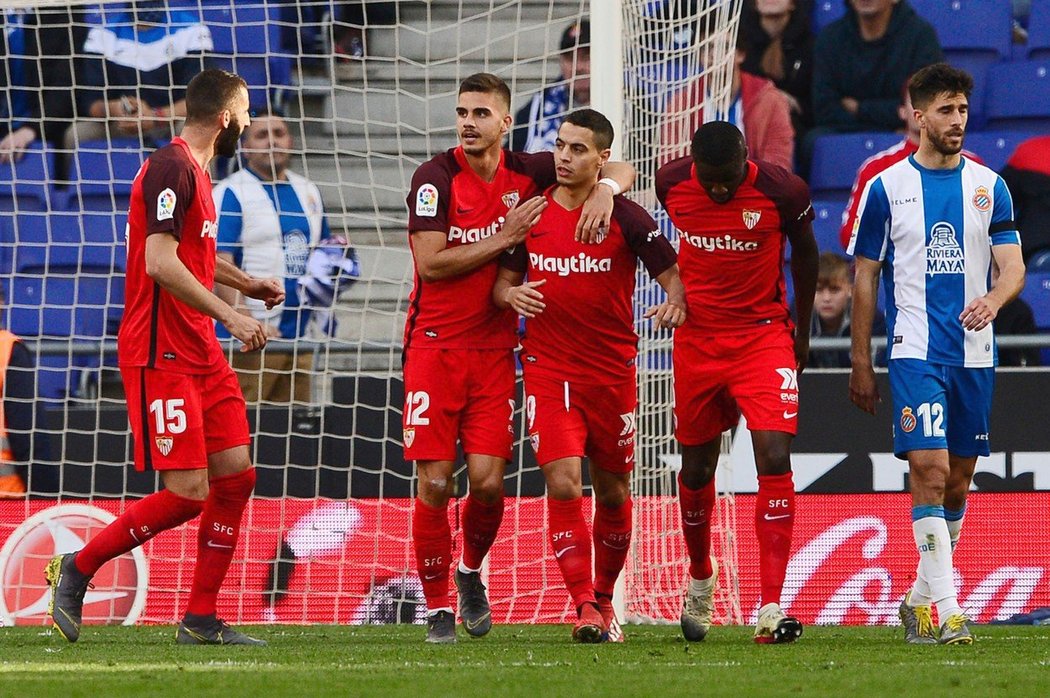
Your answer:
[184,69,247,125]
[563,109,614,150]
[459,73,511,111]
[908,63,973,111]
[691,121,746,167]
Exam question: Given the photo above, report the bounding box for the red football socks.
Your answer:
[413,499,452,611]
[461,494,504,571]
[185,468,256,617]
[756,472,796,606]
[592,498,632,598]
[678,475,716,580]
[547,496,594,608]
[75,488,204,577]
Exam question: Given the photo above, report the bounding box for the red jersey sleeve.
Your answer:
[753,162,814,237]
[407,153,455,234]
[655,156,693,210]
[614,197,676,278]
[141,155,195,239]
[499,244,528,273]
[505,150,557,192]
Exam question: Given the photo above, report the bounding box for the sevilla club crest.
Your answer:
[403,427,416,448]
[742,209,762,230]
[155,436,174,457]
[502,190,520,208]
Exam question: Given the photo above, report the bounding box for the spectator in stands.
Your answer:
[0,7,86,163]
[333,2,398,60]
[739,0,814,137]
[64,1,212,150]
[1000,135,1050,260]
[806,0,942,171]
[801,252,885,368]
[511,20,590,153]
[0,286,55,498]
[995,298,1042,367]
[660,30,794,169]
[839,84,982,250]
[214,110,359,404]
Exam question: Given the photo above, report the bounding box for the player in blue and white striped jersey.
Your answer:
[847,64,1025,646]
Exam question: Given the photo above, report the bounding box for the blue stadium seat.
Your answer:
[209,55,292,111]
[203,4,291,110]
[812,0,847,33]
[984,61,1050,131]
[1027,0,1050,60]
[809,132,901,198]
[1028,249,1050,273]
[812,198,848,253]
[910,0,1012,128]
[963,130,1029,173]
[0,144,54,211]
[80,210,128,271]
[65,140,146,211]
[1020,271,1050,330]
[7,268,119,339]
[8,212,82,272]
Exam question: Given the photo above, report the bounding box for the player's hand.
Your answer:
[959,295,1000,332]
[244,277,286,309]
[502,196,547,247]
[576,182,615,243]
[848,364,880,415]
[504,279,546,318]
[794,333,810,375]
[225,313,269,353]
[644,300,685,329]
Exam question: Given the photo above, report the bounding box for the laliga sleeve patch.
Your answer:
[415,183,438,216]
[157,188,177,221]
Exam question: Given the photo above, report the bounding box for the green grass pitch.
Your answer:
[2,624,1048,697]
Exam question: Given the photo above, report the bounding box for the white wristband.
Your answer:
[597,177,622,196]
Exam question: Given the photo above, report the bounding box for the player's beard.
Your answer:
[928,128,965,157]
[216,118,243,158]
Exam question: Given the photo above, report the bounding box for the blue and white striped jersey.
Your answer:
[848,155,1020,367]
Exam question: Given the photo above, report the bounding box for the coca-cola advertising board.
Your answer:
[2,493,1046,627]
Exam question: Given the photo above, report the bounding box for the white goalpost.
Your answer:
[0,0,743,629]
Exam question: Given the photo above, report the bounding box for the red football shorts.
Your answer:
[524,373,637,474]
[122,363,250,472]
[402,348,515,462]
[673,325,799,445]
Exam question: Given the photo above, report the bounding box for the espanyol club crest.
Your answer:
[0,504,148,627]
[900,407,917,433]
[971,186,991,212]
[742,209,762,230]
[502,190,520,208]
[155,436,174,457]
[403,427,415,448]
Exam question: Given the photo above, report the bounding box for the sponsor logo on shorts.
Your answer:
[972,186,991,212]
[163,352,176,360]
[415,183,438,216]
[900,407,917,433]
[776,368,798,391]
[403,427,415,448]
[619,412,636,437]
[155,436,174,457]
[782,410,798,420]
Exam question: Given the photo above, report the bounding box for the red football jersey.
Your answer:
[656,158,813,335]
[404,146,556,350]
[504,189,676,384]
[118,138,224,373]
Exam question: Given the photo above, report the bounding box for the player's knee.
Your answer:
[419,476,453,505]
[469,480,504,505]
[756,445,792,476]
[594,481,630,508]
[679,460,717,489]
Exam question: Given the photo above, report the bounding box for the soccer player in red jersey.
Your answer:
[494,109,685,643]
[656,121,819,644]
[45,69,284,646]
[405,73,636,643]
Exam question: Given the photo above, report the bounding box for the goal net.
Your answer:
[0,0,742,628]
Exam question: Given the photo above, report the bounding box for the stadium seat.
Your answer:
[984,61,1050,131]
[812,198,848,253]
[1027,249,1050,273]
[809,132,901,198]
[1020,271,1050,331]
[66,141,146,211]
[8,212,83,272]
[1027,0,1050,60]
[203,4,291,110]
[811,0,846,33]
[0,143,54,211]
[80,210,128,271]
[910,0,1012,128]
[963,130,1029,173]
